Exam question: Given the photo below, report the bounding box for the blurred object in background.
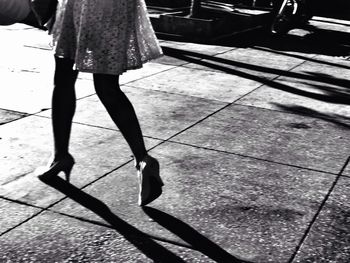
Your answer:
[270,0,312,35]
[0,0,31,25]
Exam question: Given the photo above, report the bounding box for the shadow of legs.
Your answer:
[39,176,185,262]
[142,207,253,263]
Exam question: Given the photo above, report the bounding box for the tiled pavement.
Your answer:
[0,17,350,262]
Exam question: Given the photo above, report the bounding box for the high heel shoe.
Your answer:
[36,154,75,182]
[137,155,164,206]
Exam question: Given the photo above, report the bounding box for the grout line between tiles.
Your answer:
[0,159,134,238]
[232,103,350,129]
[164,139,341,176]
[0,195,195,251]
[234,59,310,104]
[288,155,350,263]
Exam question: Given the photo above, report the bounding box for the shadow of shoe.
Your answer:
[142,207,253,263]
[39,176,186,262]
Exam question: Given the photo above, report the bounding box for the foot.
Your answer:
[137,155,164,206]
[36,154,75,182]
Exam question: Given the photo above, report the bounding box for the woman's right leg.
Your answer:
[51,56,78,160]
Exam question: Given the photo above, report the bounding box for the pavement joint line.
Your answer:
[23,44,52,51]
[233,102,350,128]
[0,107,29,115]
[1,171,32,186]
[123,83,231,104]
[0,192,194,252]
[118,63,180,86]
[0,195,45,211]
[0,205,46,237]
[288,155,350,263]
[252,46,350,70]
[162,46,312,104]
[0,188,196,252]
[0,111,41,126]
[164,139,341,177]
[41,209,195,250]
[234,58,310,104]
[0,160,135,238]
[28,114,172,145]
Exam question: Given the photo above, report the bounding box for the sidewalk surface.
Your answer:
[0,17,350,262]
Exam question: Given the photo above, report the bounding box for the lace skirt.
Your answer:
[51,0,163,75]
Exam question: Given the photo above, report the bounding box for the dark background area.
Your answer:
[146,0,350,20]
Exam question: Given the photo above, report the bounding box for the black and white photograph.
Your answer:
[0,0,349,262]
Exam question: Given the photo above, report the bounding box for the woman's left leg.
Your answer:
[93,73,147,164]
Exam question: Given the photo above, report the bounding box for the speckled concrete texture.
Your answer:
[127,66,262,102]
[172,104,350,174]
[0,198,41,235]
[39,86,227,139]
[0,211,162,262]
[46,142,335,262]
[1,15,349,262]
[0,109,28,125]
[292,176,350,263]
[0,115,160,207]
[343,162,350,176]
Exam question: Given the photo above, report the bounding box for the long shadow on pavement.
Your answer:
[162,46,350,105]
[272,103,350,129]
[143,207,252,263]
[217,25,350,58]
[40,176,250,263]
[40,176,186,262]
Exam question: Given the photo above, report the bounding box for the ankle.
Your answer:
[133,153,148,169]
[53,152,71,162]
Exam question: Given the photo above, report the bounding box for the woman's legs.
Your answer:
[93,73,147,164]
[52,56,79,160]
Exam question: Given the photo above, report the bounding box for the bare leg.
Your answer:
[52,56,78,160]
[93,73,147,164]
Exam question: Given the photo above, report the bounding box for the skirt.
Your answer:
[51,0,163,75]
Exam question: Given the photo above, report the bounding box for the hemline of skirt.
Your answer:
[54,53,164,76]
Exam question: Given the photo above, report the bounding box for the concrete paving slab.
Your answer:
[292,60,350,80]
[120,62,177,85]
[0,109,28,125]
[343,162,350,176]
[0,25,51,51]
[0,69,95,114]
[215,47,306,71]
[292,176,350,263]
[312,54,350,69]
[0,26,53,75]
[128,66,262,102]
[172,104,350,174]
[0,210,169,263]
[160,41,236,56]
[180,55,278,80]
[0,208,220,262]
[153,53,190,66]
[0,44,53,74]
[236,77,350,120]
[161,45,303,80]
[39,86,227,140]
[46,142,335,262]
[0,198,41,235]
[0,115,160,207]
[75,62,177,84]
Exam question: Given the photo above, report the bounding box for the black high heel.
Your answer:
[137,155,164,206]
[36,154,75,182]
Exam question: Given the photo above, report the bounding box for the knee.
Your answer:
[54,56,78,88]
[93,73,121,97]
